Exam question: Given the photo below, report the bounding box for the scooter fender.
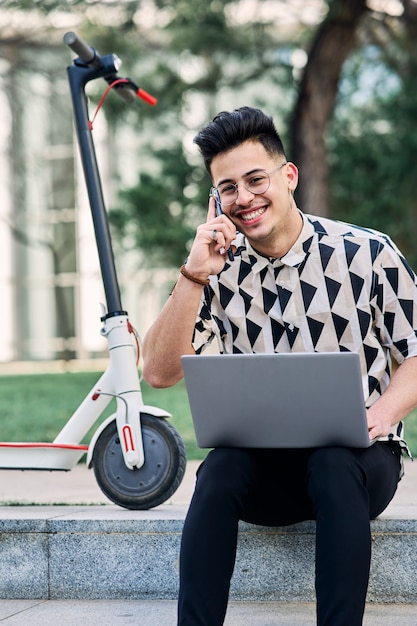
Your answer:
[86,405,172,468]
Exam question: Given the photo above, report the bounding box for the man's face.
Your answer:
[210,140,299,255]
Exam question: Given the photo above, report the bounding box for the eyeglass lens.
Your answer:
[215,164,286,205]
[217,172,269,205]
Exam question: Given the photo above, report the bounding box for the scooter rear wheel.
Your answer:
[92,413,187,510]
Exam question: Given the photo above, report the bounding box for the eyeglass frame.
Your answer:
[210,162,287,206]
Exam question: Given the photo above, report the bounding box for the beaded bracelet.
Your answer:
[179,264,210,286]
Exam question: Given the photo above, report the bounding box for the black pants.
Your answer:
[177,443,402,626]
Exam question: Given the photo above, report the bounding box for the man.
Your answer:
[142,107,417,626]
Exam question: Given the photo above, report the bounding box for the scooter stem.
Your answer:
[66,58,123,314]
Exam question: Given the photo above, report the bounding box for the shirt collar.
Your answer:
[237,211,315,273]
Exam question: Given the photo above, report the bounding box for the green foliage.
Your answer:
[4,0,78,10]
[0,371,205,460]
[110,152,208,267]
[0,372,114,442]
[96,0,295,267]
[143,378,207,460]
[5,1,417,270]
[329,42,417,269]
[1,0,310,269]
[0,371,415,460]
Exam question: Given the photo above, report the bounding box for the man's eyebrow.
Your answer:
[217,168,264,187]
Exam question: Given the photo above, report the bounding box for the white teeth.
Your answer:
[240,207,266,221]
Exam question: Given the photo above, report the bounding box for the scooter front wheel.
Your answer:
[92,413,187,510]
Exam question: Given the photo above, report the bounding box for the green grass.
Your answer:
[0,371,206,461]
[0,371,416,460]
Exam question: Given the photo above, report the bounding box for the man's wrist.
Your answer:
[179,264,210,286]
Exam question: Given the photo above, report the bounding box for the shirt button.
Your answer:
[279,280,286,287]
[289,324,295,331]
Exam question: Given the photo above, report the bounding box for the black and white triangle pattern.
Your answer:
[193,212,417,411]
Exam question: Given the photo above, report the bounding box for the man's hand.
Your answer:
[185,197,237,278]
[366,356,417,441]
[366,406,393,441]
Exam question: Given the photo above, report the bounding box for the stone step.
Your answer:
[0,505,416,602]
[0,459,416,603]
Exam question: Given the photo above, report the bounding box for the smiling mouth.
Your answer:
[237,206,267,222]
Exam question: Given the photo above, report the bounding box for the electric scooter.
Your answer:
[0,32,187,510]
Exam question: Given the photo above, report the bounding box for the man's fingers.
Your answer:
[207,196,217,221]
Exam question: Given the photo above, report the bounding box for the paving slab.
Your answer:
[0,459,417,520]
[0,460,199,507]
[0,458,415,514]
[0,600,416,625]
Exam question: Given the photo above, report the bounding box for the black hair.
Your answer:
[193,106,287,173]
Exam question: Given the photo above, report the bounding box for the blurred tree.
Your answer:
[329,0,417,268]
[289,0,368,216]
[110,0,412,265]
[3,0,417,269]
[104,0,298,266]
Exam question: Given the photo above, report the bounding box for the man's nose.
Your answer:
[236,183,255,205]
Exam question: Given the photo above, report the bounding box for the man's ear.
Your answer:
[286,162,299,192]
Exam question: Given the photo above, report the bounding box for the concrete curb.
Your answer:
[0,505,416,602]
[0,460,416,604]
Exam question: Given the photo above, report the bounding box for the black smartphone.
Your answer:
[211,189,234,262]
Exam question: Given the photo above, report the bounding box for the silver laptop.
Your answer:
[181,352,371,449]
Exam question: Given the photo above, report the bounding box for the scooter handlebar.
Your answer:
[64,31,102,68]
[64,32,157,106]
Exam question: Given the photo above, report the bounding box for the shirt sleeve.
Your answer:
[192,287,216,354]
[372,237,417,363]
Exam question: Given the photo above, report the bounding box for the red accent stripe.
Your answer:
[0,443,89,450]
[122,425,135,452]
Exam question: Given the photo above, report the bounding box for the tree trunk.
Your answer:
[401,0,417,254]
[289,0,368,217]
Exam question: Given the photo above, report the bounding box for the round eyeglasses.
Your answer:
[210,162,287,206]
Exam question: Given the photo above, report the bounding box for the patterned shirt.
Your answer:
[192,212,417,445]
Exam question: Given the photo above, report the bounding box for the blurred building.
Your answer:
[0,1,326,364]
[0,30,174,364]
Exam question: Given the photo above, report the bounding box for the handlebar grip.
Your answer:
[112,82,157,106]
[64,31,102,68]
[112,82,137,104]
[64,33,157,107]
